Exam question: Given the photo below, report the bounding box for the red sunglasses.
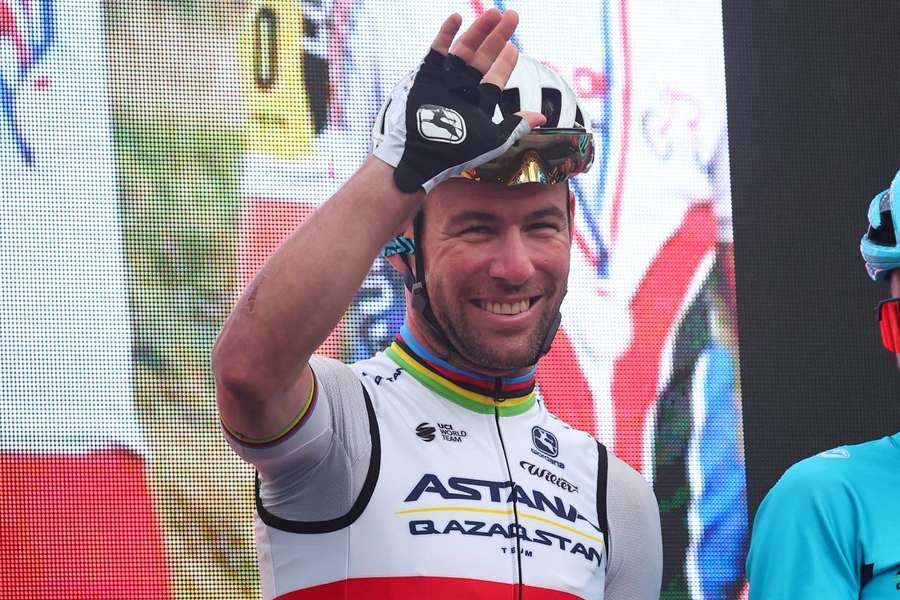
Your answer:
[876,297,900,352]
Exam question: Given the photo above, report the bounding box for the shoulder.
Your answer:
[766,436,889,504]
[606,452,659,518]
[310,352,403,392]
[603,451,663,595]
[751,440,882,540]
[538,404,602,451]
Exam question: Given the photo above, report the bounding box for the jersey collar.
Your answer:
[384,323,537,416]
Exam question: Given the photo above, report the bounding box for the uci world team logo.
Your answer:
[0,0,56,166]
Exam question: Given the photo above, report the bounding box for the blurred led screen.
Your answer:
[1,0,746,597]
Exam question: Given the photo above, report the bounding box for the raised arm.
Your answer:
[212,10,545,442]
[212,158,420,440]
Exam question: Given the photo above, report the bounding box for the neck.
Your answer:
[395,322,537,399]
[403,315,535,379]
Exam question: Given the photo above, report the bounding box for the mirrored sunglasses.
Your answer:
[461,128,594,186]
[876,297,900,352]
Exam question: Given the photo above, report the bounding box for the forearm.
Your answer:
[213,156,421,404]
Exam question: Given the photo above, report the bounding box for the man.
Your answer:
[213,9,662,599]
[746,171,900,598]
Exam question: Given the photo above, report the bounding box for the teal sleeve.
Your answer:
[746,458,860,599]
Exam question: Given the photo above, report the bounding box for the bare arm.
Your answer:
[212,9,543,442]
[212,158,421,440]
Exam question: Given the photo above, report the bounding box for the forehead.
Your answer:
[425,178,567,224]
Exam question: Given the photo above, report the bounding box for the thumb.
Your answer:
[516,111,547,130]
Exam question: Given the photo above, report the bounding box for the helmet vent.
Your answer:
[541,88,562,127]
[498,88,521,118]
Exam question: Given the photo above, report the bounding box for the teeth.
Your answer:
[481,299,531,315]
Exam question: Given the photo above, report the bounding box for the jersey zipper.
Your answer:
[493,398,524,600]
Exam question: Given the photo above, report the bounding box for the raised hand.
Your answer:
[372,10,546,194]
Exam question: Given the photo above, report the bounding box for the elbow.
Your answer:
[211,333,264,404]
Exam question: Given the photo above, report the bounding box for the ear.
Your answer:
[386,252,412,277]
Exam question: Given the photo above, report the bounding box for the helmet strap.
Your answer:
[405,210,455,355]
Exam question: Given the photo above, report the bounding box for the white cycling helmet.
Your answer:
[372,53,593,186]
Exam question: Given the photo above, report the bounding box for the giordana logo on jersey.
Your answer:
[1,0,56,166]
[532,426,558,456]
[531,426,565,469]
[416,104,466,144]
[415,423,436,442]
[415,422,468,443]
[519,460,578,494]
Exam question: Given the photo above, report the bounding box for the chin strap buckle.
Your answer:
[537,311,563,359]
[411,281,429,312]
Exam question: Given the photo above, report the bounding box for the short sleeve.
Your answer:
[604,453,663,600]
[221,356,373,521]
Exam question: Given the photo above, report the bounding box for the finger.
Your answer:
[430,13,462,56]
[448,8,502,64]
[469,10,519,75]
[481,42,518,89]
[516,110,547,129]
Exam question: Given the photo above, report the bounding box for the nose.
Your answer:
[488,229,536,285]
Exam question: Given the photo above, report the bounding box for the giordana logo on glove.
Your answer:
[416,105,467,144]
[372,49,531,194]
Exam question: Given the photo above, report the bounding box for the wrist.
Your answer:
[354,155,425,215]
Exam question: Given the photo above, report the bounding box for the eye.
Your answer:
[527,222,561,234]
[459,225,492,236]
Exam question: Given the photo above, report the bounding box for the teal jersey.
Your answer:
[747,433,900,599]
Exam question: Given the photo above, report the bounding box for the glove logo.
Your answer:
[416,104,466,144]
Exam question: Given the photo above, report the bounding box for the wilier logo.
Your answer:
[416,104,466,144]
[415,423,436,442]
[519,460,578,494]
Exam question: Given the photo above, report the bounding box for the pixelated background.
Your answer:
[3,0,749,597]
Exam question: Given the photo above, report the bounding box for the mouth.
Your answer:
[473,296,541,316]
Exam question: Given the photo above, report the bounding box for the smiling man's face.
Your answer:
[412,178,571,374]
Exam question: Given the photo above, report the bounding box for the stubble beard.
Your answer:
[429,285,565,373]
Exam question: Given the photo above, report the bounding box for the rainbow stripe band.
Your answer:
[384,333,537,417]
[223,374,318,446]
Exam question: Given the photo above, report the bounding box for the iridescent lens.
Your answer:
[462,128,594,186]
[878,297,900,352]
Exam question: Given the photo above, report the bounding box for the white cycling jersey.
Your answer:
[225,327,662,599]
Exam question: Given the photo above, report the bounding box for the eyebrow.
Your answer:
[447,206,567,228]
[446,211,503,228]
[526,206,567,222]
